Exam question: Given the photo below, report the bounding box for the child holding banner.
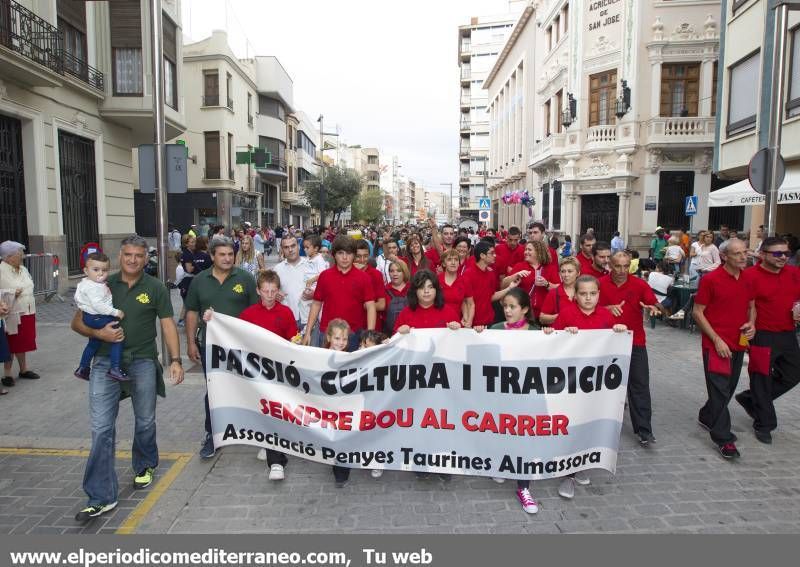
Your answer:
[326,319,355,487]
[546,275,627,499]
[485,287,540,514]
[206,270,298,481]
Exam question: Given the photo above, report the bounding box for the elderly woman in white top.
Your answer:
[0,241,38,387]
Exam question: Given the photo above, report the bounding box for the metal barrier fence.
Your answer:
[23,253,63,303]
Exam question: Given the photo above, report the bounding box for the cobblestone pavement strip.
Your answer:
[1,289,799,533]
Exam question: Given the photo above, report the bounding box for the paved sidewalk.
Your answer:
[2,295,800,534]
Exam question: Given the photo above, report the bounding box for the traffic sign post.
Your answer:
[478,197,491,210]
[684,195,698,216]
[478,209,491,225]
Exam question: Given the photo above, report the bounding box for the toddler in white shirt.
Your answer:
[73,253,127,381]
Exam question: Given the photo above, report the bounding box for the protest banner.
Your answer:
[206,314,632,480]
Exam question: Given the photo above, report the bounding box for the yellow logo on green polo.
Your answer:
[136,293,150,304]
[232,283,244,294]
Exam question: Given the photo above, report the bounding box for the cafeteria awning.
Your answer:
[708,167,800,207]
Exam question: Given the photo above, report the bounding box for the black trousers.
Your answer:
[739,330,800,433]
[628,346,653,437]
[267,450,287,467]
[698,349,744,445]
[332,465,350,482]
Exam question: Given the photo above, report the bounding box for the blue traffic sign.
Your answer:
[478,197,491,210]
[685,195,698,216]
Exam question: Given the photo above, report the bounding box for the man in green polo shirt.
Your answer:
[70,234,184,523]
[185,236,258,458]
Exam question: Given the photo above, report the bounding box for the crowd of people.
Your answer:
[66,218,800,522]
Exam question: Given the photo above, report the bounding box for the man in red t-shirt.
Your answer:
[736,237,800,444]
[495,226,525,278]
[354,240,386,326]
[692,238,754,458]
[576,233,597,275]
[425,221,456,268]
[585,241,612,279]
[526,222,559,264]
[303,236,376,351]
[463,241,517,328]
[599,252,661,447]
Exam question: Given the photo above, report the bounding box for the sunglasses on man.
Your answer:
[765,250,792,258]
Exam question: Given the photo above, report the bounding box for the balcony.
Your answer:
[530,132,567,167]
[460,119,471,133]
[461,68,471,82]
[60,49,104,90]
[0,0,103,90]
[459,146,470,158]
[248,114,254,127]
[460,94,471,107]
[585,124,617,151]
[460,41,471,57]
[460,174,470,183]
[646,116,715,147]
[227,97,234,110]
[256,157,288,179]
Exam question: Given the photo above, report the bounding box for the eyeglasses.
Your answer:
[766,250,792,258]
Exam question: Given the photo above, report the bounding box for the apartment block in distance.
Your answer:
[457,1,524,223]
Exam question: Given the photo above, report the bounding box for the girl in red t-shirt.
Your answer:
[439,249,475,328]
[394,270,461,335]
[544,275,627,499]
[504,240,561,320]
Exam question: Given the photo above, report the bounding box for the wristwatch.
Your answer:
[170,357,182,365]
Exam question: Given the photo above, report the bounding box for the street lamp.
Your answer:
[316,115,339,228]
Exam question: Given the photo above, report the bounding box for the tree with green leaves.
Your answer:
[300,165,362,225]
[351,188,386,225]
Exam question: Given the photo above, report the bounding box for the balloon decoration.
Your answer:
[501,190,536,217]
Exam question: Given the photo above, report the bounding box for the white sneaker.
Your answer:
[669,309,685,320]
[257,448,267,461]
[371,469,383,479]
[572,470,591,486]
[558,477,575,499]
[516,488,539,514]
[492,477,506,484]
[268,464,285,481]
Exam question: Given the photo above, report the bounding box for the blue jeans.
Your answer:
[82,357,158,506]
[79,313,123,369]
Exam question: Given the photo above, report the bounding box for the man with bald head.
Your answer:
[599,251,661,447]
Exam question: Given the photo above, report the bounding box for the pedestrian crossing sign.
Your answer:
[479,197,491,210]
[685,195,698,216]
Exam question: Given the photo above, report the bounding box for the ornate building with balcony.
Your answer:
[0,0,185,287]
[457,1,524,223]
[488,0,727,248]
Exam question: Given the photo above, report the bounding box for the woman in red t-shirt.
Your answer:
[539,256,580,327]
[401,234,431,277]
[394,270,461,334]
[503,240,560,320]
[438,249,474,328]
[383,260,410,335]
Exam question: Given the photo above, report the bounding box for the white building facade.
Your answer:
[0,0,185,288]
[488,0,727,249]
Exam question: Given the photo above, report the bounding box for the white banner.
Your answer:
[206,314,632,480]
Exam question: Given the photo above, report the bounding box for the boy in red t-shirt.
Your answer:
[240,270,298,480]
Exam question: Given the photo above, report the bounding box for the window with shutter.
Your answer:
[712,61,719,117]
[58,0,87,78]
[204,72,219,106]
[727,51,760,136]
[110,0,143,95]
[660,63,700,117]
[589,70,616,126]
[205,132,221,179]
[555,90,563,133]
[788,28,800,117]
[163,13,177,109]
